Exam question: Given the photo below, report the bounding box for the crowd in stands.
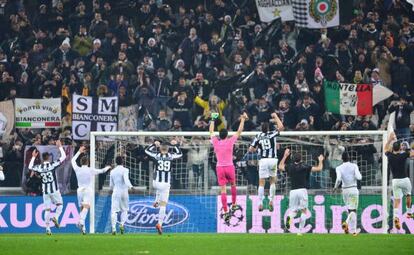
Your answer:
[0,0,413,189]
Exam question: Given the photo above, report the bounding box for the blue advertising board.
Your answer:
[0,195,217,233]
[95,195,217,233]
[0,196,85,233]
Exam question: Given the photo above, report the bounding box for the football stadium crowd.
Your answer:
[0,0,413,190]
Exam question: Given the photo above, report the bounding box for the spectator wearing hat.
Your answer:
[51,37,79,65]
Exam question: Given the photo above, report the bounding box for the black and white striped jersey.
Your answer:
[250,130,279,159]
[145,144,183,184]
[29,147,66,194]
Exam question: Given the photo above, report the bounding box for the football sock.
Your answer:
[111,211,117,230]
[120,211,128,226]
[299,212,307,232]
[221,192,228,212]
[158,206,166,226]
[231,186,237,205]
[269,184,276,201]
[258,186,264,205]
[55,204,63,219]
[45,210,50,227]
[79,208,88,225]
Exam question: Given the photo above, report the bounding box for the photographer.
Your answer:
[388,96,414,141]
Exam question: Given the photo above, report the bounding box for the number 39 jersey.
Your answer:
[145,144,183,184]
[250,130,279,159]
[32,161,62,194]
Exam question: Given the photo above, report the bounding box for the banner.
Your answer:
[0,196,83,233]
[95,195,217,233]
[15,98,61,128]
[255,0,294,22]
[118,104,139,131]
[22,145,73,194]
[0,100,14,140]
[217,195,414,234]
[292,0,340,28]
[324,81,373,116]
[72,95,118,140]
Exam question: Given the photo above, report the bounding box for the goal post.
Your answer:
[89,130,388,234]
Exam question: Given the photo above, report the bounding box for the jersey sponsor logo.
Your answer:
[125,200,189,229]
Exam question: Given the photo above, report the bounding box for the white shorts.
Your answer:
[153,180,171,203]
[77,187,93,207]
[43,191,63,209]
[258,158,278,179]
[392,178,412,199]
[342,187,359,210]
[111,190,129,212]
[289,188,308,211]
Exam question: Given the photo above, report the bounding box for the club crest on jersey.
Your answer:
[125,200,189,229]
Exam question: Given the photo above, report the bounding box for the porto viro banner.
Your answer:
[15,98,61,128]
[217,195,414,234]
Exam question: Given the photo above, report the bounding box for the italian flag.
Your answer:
[324,80,373,116]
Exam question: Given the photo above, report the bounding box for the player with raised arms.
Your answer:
[333,152,362,236]
[109,156,134,235]
[28,140,66,235]
[249,112,284,211]
[71,145,111,234]
[145,139,183,235]
[279,148,324,235]
[210,112,248,223]
[384,131,414,231]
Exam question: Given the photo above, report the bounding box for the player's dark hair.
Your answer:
[80,156,89,166]
[261,122,269,133]
[342,152,350,162]
[219,129,228,140]
[115,156,123,165]
[392,141,401,152]
[42,152,49,161]
[292,152,301,163]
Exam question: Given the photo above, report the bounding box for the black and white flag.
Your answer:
[72,95,118,140]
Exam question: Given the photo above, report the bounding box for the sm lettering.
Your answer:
[98,97,118,115]
[73,95,92,114]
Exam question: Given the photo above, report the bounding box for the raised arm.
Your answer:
[279,148,290,171]
[209,116,216,138]
[334,168,341,189]
[235,112,248,138]
[56,140,66,163]
[71,146,84,172]
[145,142,159,158]
[28,149,39,170]
[311,155,325,172]
[271,112,284,131]
[249,136,258,152]
[384,132,396,153]
[170,140,183,159]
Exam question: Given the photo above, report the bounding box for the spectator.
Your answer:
[388,96,414,141]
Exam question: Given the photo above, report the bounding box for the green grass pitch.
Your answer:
[0,234,412,255]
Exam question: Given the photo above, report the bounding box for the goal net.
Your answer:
[89,130,388,234]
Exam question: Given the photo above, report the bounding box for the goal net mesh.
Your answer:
[92,133,386,234]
